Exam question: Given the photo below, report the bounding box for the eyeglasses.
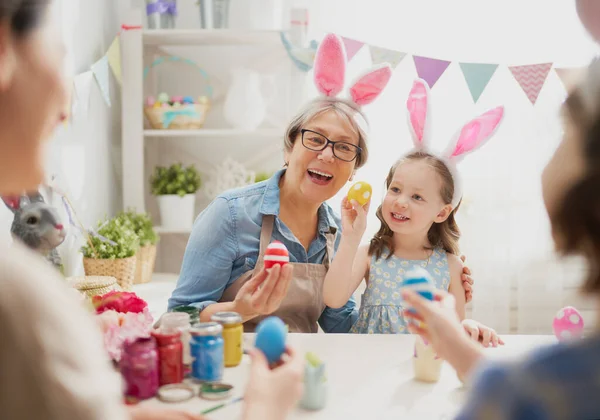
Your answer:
[300,129,362,162]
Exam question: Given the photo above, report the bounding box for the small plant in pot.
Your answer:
[150,163,201,230]
[116,210,159,285]
[81,217,139,291]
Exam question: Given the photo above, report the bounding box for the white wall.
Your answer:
[0,0,130,276]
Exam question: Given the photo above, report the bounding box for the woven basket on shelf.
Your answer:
[134,244,157,284]
[83,256,137,291]
[143,55,212,129]
[70,275,121,299]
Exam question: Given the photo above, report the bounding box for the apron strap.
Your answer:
[324,230,336,268]
[257,214,275,262]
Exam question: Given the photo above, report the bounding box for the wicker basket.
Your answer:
[134,244,157,284]
[69,275,121,299]
[143,55,213,129]
[83,256,137,291]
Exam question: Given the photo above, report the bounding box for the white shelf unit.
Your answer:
[120,10,292,236]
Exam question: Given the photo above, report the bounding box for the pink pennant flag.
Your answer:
[413,56,451,89]
[555,67,587,91]
[509,63,553,105]
[341,36,365,61]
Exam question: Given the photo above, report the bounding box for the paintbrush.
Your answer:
[200,396,243,415]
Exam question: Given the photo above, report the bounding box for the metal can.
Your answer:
[211,312,243,367]
[190,322,224,382]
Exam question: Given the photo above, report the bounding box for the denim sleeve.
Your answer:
[167,197,238,312]
[318,295,358,333]
[456,362,549,420]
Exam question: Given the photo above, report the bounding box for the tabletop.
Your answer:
[138,333,557,420]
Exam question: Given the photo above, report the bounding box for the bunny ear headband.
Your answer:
[313,33,393,107]
[406,78,505,208]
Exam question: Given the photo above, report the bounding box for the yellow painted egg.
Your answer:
[347,181,372,206]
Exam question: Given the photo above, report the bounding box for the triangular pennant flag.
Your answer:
[459,63,499,103]
[91,55,111,106]
[555,67,586,91]
[72,71,94,119]
[341,36,364,61]
[509,63,552,105]
[369,45,406,68]
[413,56,451,88]
[106,36,122,84]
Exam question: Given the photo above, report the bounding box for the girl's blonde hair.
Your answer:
[284,97,369,168]
[369,151,461,260]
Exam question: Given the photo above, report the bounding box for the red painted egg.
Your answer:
[264,240,289,269]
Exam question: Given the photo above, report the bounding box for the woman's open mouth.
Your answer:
[307,168,333,185]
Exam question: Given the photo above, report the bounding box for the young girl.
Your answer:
[402,59,600,419]
[323,79,503,343]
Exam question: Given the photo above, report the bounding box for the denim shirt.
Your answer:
[167,168,358,333]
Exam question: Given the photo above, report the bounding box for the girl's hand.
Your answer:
[340,197,369,243]
[233,264,294,321]
[128,406,204,420]
[243,347,305,420]
[402,289,484,379]
[461,319,504,348]
[460,255,474,303]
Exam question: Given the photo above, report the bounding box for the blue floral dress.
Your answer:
[350,248,450,334]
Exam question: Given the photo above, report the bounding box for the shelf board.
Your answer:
[155,226,192,234]
[144,128,283,138]
[143,29,284,46]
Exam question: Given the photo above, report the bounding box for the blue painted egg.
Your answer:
[254,316,287,364]
[183,95,194,104]
[401,266,434,301]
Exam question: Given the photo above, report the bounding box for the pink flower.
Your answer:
[92,291,148,314]
[100,308,154,361]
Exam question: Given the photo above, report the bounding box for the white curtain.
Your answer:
[296,0,599,333]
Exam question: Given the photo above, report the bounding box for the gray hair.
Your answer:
[284,97,370,168]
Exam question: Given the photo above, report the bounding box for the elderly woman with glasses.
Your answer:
[168,96,474,333]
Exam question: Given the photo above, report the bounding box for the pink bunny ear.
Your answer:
[406,79,431,149]
[349,64,392,106]
[313,33,346,97]
[444,106,504,161]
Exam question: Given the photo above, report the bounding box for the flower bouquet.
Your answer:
[93,291,154,362]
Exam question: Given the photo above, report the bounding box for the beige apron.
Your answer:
[220,215,334,333]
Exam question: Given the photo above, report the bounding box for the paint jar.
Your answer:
[211,312,243,367]
[120,337,159,399]
[151,328,184,385]
[161,312,192,369]
[413,336,442,382]
[190,322,224,382]
[171,305,200,325]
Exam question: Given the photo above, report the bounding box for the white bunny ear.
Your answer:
[349,63,392,106]
[313,33,346,97]
[406,79,431,150]
[444,106,504,162]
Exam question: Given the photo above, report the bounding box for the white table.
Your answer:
[138,333,556,420]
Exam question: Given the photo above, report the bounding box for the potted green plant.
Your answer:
[81,216,139,291]
[117,210,159,284]
[150,163,201,229]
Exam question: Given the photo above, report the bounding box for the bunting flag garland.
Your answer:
[554,67,587,91]
[509,63,553,105]
[413,55,451,88]
[91,56,111,107]
[106,36,122,84]
[459,62,499,103]
[341,36,365,61]
[369,45,406,68]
